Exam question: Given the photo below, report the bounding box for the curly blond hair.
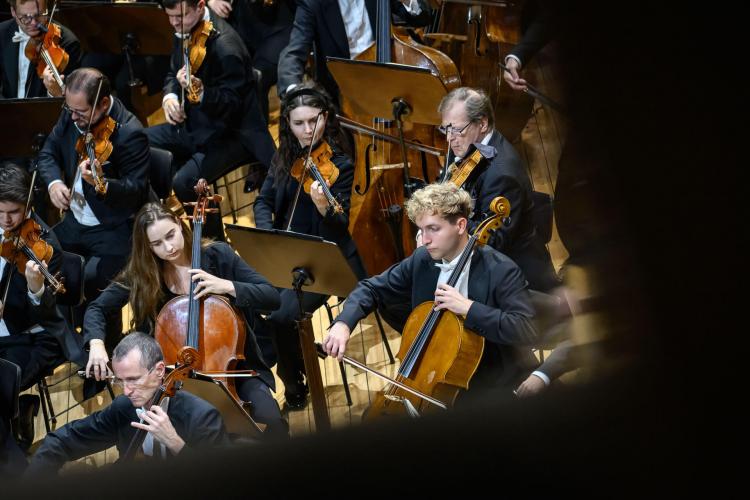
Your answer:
[406,183,472,224]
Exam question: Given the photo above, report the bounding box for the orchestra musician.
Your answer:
[323,183,540,399]
[0,0,81,99]
[82,202,288,437]
[0,165,85,449]
[26,332,229,475]
[36,67,150,350]
[146,0,276,236]
[437,87,559,293]
[276,0,432,100]
[253,83,366,410]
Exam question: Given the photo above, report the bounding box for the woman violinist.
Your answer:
[253,83,367,409]
[82,202,288,437]
[1,0,81,99]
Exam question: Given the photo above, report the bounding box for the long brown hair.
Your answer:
[115,202,206,331]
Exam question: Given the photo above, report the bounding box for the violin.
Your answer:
[290,140,343,214]
[0,218,65,295]
[363,196,510,419]
[24,4,68,95]
[183,20,213,105]
[74,78,116,196]
[443,144,496,188]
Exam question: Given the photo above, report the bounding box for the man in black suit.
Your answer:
[37,67,150,347]
[26,332,229,475]
[324,183,540,397]
[438,87,559,293]
[208,0,295,122]
[277,0,432,100]
[0,0,81,98]
[146,0,276,221]
[0,165,86,448]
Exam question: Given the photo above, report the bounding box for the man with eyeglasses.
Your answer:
[26,332,229,474]
[0,0,81,99]
[36,67,150,356]
[436,87,559,294]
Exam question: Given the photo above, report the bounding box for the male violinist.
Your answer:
[323,183,540,399]
[26,332,229,475]
[437,87,559,293]
[0,0,81,98]
[36,67,150,350]
[277,0,432,101]
[0,165,85,450]
[146,0,276,235]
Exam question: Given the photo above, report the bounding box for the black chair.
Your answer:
[148,146,175,202]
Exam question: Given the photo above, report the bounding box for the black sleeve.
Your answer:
[197,41,249,120]
[164,40,182,97]
[83,282,131,345]
[335,253,416,330]
[508,1,555,65]
[277,0,316,95]
[37,115,68,188]
[463,259,539,346]
[214,243,281,314]
[60,24,82,76]
[537,339,576,381]
[101,127,150,210]
[253,169,277,229]
[26,398,126,476]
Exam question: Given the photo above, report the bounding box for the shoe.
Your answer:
[16,394,40,450]
[283,384,309,411]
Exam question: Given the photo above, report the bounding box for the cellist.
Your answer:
[26,332,229,475]
[323,183,540,399]
[0,0,81,99]
[82,202,288,437]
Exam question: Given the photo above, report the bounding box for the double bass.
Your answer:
[364,196,510,418]
[154,180,263,437]
[342,0,461,276]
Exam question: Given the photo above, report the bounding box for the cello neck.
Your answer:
[186,218,203,349]
[375,0,392,63]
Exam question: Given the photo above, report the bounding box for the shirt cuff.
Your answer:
[505,54,522,68]
[531,370,551,386]
[163,93,179,104]
[27,284,45,305]
[48,179,63,190]
[404,0,422,15]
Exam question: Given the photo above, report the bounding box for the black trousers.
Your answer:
[264,288,328,398]
[0,332,66,391]
[235,376,287,439]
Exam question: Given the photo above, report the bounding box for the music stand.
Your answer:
[225,225,361,432]
[0,97,63,158]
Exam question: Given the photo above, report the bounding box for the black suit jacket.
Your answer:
[0,19,81,99]
[226,0,295,63]
[0,212,85,365]
[83,242,281,389]
[36,96,150,227]
[277,0,432,98]
[336,245,540,389]
[459,130,536,255]
[26,390,228,475]
[253,151,367,280]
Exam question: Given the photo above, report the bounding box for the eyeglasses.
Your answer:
[62,103,90,119]
[112,365,157,390]
[437,122,473,136]
[15,11,47,25]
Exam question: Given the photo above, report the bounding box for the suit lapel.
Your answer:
[414,251,441,304]
[2,22,20,97]
[321,0,353,57]
[467,250,490,305]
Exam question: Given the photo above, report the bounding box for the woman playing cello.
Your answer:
[253,83,366,409]
[82,202,287,437]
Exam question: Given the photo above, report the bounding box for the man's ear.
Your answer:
[457,216,468,235]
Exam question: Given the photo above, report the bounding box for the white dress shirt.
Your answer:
[13,29,31,98]
[435,247,472,299]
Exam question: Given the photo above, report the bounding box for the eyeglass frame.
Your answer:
[437,121,474,136]
[61,102,91,119]
[14,11,48,25]
[112,364,158,390]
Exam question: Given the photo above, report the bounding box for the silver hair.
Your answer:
[438,87,495,129]
[112,332,164,369]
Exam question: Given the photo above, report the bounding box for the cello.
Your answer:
[342,0,461,276]
[154,180,263,437]
[364,196,510,418]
